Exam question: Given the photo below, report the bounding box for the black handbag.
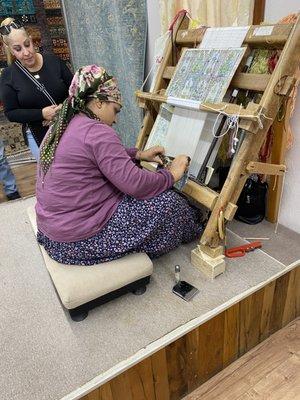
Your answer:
[235,176,268,225]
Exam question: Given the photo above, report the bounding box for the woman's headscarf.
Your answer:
[40,65,122,175]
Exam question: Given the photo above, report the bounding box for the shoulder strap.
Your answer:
[15,60,57,105]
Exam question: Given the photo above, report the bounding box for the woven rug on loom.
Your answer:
[62,0,147,147]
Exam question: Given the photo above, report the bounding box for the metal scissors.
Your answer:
[225,241,262,258]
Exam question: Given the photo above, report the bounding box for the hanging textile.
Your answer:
[0,0,35,16]
[158,0,254,33]
[61,0,147,147]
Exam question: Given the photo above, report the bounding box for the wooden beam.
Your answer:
[182,180,218,210]
[141,162,240,216]
[162,69,271,93]
[231,73,270,91]
[135,112,155,150]
[246,35,290,48]
[253,0,265,25]
[175,24,293,48]
[136,91,166,106]
[246,24,293,48]
[176,27,206,45]
[274,76,296,96]
[246,161,286,176]
[135,91,262,122]
[223,203,238,221]
[142,160,217,210]
[200,131,254,246]
[162,66,175,80]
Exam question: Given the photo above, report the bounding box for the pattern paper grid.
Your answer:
[199,26,249,49]
[167,48,246,104]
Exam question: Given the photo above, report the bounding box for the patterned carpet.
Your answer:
[6,149,35,165]
[0,119,34,165]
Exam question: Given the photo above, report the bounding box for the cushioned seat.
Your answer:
[27,206,153,321]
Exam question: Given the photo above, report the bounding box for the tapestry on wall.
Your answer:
[0,0,35,19]
[43,0,71,65]
[61,0,147,147]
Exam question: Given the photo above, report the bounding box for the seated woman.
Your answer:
[36,65,204,265]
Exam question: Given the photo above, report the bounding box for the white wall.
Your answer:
[265,1,300,233]
[146,0,300,232]
[265,0,299,24]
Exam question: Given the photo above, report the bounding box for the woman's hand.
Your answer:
[42,105,62,121]
[136,145,165,164]
[168,155,190,182]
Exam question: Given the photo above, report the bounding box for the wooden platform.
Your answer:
[80,266,299,400]
[184,318,299,400]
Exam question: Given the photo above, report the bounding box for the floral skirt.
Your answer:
[37,190,204,265]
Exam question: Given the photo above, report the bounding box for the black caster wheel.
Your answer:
[132,285,147,295]
[69,309,89,321]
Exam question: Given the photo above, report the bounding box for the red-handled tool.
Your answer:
[225,241,262,258]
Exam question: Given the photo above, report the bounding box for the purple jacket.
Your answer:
[36,114,174,242]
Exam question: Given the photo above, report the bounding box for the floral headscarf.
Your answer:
[40,65,122,175]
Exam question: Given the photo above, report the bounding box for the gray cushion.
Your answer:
[27,206,153,309]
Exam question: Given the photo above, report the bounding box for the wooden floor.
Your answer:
[183,318,300,400]
[0,162,36,203]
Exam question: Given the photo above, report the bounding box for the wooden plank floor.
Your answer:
[0,162,36,203]
[183,318,300,400]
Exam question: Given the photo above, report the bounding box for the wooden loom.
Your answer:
[135,15,300,279]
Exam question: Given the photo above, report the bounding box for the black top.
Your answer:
[0,53,73,146]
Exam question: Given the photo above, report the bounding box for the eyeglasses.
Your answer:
[0,21,23,36]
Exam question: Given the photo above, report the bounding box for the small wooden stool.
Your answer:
[27,206,153,321]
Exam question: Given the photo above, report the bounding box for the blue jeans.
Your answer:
[26,130,40,160]
[0,138,18,195]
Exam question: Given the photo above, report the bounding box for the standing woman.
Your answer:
[0,18,73,159]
